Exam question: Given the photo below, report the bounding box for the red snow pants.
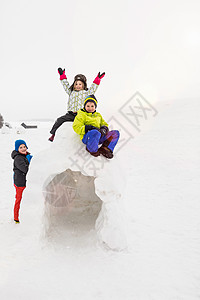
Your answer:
[14,184,26,221]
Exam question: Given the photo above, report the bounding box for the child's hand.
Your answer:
[98,72,105,79]
[58,68,65,75]
[58,68,67,80]
[93,72,105,85]
[26,154,33,163]
[99,125,108,136]
[85,125,99,133]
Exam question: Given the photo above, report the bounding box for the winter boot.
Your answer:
[48,134,55,142]
[86,147,100,157]
[99,146,113,159]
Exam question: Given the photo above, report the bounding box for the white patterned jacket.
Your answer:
[61,79,99,112]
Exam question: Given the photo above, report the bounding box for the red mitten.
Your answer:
[58,68,67,80]
[93,72,105,85]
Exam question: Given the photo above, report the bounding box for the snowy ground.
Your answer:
[0,98,200,300]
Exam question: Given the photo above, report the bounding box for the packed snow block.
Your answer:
[27,122,127,250]
[1,122,25,134]
[5,122,12,128]
[1,125,11,134]
[16,125,25,134]
[94,161,127,251]
[95,200,127,251]
[1,122,12,133]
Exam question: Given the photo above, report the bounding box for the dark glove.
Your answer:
[99,125,109,136]
[97,72,105,79]
[68,111,77,116]
[58,68,65,75]
[85,125,99,133]
[58,68,67,80]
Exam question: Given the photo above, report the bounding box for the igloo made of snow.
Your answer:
[27,122,128,251]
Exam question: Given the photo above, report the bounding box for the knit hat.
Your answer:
[15,139,28,151]
[69,74,88,91]
[84,95,98,109]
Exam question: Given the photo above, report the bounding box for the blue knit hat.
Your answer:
[15,139,28,151]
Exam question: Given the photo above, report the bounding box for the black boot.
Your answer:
[99,146,113,159]
[86,147,100,157]
[48,134,55,142]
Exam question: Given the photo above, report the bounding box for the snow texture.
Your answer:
[28,122,127,251]
[1,98,200,299]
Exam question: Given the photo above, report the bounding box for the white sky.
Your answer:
[0,0,200,121]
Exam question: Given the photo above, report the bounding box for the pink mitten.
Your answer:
[58,68,67,80]
[93,72,105,85]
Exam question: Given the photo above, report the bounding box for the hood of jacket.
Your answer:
[11,150,28,159]
[11,150,19,159]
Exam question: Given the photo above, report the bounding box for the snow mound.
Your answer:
[27,122,127,251]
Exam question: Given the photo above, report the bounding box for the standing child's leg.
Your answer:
[14,185,26,222]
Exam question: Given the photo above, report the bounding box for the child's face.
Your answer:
[18,144,27,154]
[74,80,84,91]
[85,102,96,113]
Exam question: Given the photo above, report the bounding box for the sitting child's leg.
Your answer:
[82,129,101,154]
[99,130,120,158]
[100,130,120,152]
[49,112,77,141]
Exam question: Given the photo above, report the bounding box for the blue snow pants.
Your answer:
[82,129,120,153]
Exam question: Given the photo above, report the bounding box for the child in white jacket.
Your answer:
[49,68,105,141]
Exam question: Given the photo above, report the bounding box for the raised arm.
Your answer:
[58,67,71,95]
[87,72,105,95]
